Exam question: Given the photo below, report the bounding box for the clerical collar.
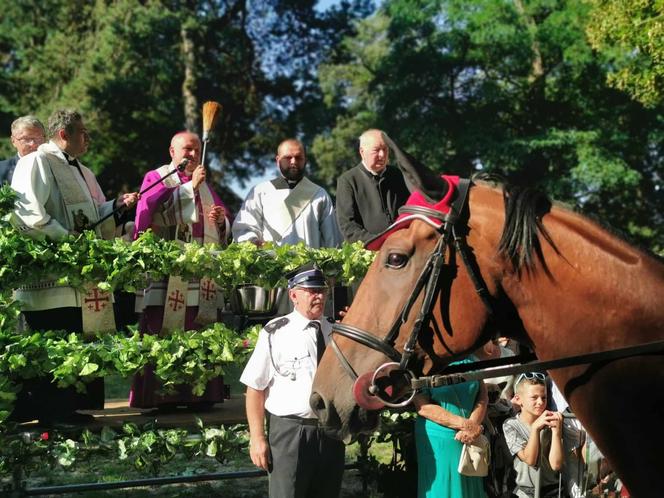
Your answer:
[271,176,300,190]
[63,152,79,166]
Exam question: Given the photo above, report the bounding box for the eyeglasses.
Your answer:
[516,372,546,385]
[299,287,328,295]
[13,136,44,145]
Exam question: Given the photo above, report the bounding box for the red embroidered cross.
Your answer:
[84,288,110,312]
[168,289,185,311]
[201,279,216,300]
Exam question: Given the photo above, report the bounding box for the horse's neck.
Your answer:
[544,207,663,288]
[504,207,664,349]
[548,208,656,266]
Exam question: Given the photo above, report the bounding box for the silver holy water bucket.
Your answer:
[231,285,284,316]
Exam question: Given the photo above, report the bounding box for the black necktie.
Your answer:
[309,321,325,364]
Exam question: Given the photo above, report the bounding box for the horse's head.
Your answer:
[311,136,509,440]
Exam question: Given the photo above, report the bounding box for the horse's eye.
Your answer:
[385,252,408,269]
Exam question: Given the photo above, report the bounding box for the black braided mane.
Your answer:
[472,173,557,272]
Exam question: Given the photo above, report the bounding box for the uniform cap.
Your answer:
[286,262,328,289]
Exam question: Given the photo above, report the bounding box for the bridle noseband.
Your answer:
[329,179,496,407]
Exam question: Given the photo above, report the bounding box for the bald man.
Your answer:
[130,130,231,410]
[232,138,341,248]
[336,129,410,243]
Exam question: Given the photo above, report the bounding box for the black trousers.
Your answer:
[268,414,345,498]
[10,307,104,422]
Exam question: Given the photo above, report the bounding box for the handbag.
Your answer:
[452,386,491,477]
[457,433,491,476]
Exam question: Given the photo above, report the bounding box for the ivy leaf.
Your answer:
[205,439,218,457]
[80,362,99,376]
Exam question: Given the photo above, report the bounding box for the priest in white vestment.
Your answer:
[9,109,138,425]
[231,139,342,248]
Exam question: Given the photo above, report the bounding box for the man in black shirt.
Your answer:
[336,129,410,243]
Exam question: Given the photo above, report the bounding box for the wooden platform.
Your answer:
[18,395,247,430]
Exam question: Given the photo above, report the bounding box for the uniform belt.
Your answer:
[272,414,319,426]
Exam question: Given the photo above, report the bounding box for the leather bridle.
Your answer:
[329,179,497,405]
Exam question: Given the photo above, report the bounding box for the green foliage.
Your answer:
[0,186,374,294]
[313,0,664,250]
[0,186,374,424]
[0,324,260,423]
[0,419,248,479]
[586,0,664,108]
[0,229,374,295]
[313,13,390,189]
[0,429,51,483]
[356,411,417,498]
[0,0,371,195]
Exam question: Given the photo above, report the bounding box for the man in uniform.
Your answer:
[241,263,345,498]
[0,115,46,184]
[335,129,410,243]
[232,139,342,248]
[130,130,231,410]
[10,109,138,424]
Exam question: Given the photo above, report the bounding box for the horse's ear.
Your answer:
[382,132,448,202]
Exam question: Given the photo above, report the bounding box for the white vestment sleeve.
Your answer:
[220,216,231,243]
[320,192,342,248]
[10,154,69,240]
[232,186,264,243]
[81,166,115,230]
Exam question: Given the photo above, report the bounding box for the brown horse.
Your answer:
[311,138,664,497]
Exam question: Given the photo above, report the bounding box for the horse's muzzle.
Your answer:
[310,390,340,431]
[310,391,380,442]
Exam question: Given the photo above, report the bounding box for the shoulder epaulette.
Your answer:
[265,317,289,334]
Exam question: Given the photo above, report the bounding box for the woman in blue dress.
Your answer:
[413,358,489,498]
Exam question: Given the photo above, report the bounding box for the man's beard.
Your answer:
[279,164,304,182]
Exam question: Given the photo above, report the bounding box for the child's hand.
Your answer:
[532,410,558,431]
[549,411,563,433]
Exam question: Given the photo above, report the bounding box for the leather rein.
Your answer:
[328,178,664,407]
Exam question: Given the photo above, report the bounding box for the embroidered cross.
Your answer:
[84,288,110,312]
[168,289,185,311]
[201,279,216,300]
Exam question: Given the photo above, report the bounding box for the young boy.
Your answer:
[503,373,564,498]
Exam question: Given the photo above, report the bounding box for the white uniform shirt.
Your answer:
[231,177,342,248]
[240,309,332,418]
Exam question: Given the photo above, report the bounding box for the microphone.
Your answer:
[176,158,190,172]
[89,158,190,231]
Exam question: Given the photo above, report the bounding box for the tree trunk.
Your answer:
[181,20,198,132]
[513,0,544,82]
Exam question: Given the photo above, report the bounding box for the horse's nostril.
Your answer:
[310,392,327,414]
